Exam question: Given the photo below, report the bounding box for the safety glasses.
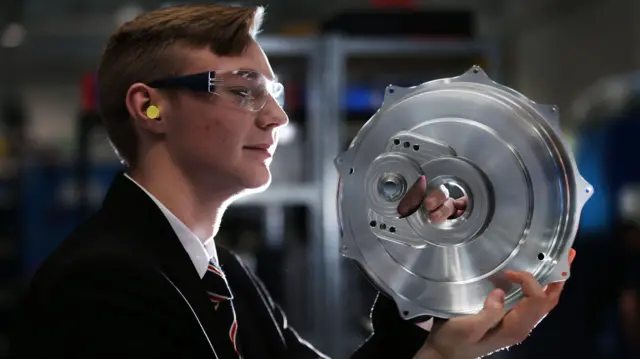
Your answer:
[147,69,284,112]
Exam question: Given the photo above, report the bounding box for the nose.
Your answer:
[256,96,288,129]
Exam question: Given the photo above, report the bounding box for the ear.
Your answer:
[125,83,167,135]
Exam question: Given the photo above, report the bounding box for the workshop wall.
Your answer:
[503,0,637,122]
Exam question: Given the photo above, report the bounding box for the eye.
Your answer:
[228,87,251,98]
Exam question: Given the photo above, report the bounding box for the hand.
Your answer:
[397,175,467,222]
[415,249,577,359]
[396,175,576,358]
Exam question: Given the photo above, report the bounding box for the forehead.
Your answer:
[182,41,276,81]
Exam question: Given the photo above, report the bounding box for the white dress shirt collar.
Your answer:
[124,173,219,278]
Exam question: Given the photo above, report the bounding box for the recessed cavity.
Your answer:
[377,173,407,202]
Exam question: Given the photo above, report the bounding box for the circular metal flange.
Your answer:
[335,66,594,320]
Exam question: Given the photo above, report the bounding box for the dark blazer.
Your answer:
[9,173,428,358]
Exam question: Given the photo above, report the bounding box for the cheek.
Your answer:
[168,98,253,163]
[201,117,235,149]
[190,111,250,158]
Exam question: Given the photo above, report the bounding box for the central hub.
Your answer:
[406,156,494,247]
[426,176,473,228]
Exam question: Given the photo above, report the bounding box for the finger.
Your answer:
[459,289,506,342]
[424,187,448,211]
[504,270,547,319]
[453,197,468,211]
[481,274,547,348]
[429,198,455,223]
[501,271,548,329]
[397,176,427,217]
[505,271,546,301]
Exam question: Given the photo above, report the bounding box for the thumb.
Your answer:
[466,289,506,341]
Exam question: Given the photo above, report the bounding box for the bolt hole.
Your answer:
[413,144,420,151]
[379,223,387,230]
[537,253,545,260]
[349,168,354,175]
[393,139,400,145]
[473,68,479,73]
[402,310,409,316]
[389,226,396,233]
[585,187,591,193]
[403,141,410,148]
[389,88,395,93]
[369,220,377,227]
[381,180,402,201]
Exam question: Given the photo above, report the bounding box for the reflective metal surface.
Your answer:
[335,66,593,319]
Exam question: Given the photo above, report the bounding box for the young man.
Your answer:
[9,5,574,359]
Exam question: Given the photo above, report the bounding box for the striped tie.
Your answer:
[203,260,241,357]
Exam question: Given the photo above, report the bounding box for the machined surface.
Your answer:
[335,66,593,320]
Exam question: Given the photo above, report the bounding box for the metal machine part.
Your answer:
[334,66,593,320]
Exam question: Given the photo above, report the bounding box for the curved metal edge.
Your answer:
[339,230,363,262]
[378,66,508,115]
[334,148,356,177]
[533,104,561,130]
[390,293,442,321]
[543,175,593,284]
[575,175,595,210]
[452,65,496,85]
[382,84,415,106]
[453,66,556,116]
[455,66,565,136]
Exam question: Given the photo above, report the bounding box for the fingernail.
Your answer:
[488,290,505,308]
[569,248,576,265]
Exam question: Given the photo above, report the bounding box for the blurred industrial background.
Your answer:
[1,0,640,358]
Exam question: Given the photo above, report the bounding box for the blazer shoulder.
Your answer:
[29,242,159,294]
[29,216,157,293]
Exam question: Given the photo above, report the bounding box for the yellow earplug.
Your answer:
[146,105,160,119]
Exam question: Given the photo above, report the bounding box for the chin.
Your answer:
[239,166,272,192]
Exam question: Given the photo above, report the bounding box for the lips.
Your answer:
[243,144,274,157]
[244,144,273,151]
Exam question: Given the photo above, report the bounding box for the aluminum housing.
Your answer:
[334,66,593,320]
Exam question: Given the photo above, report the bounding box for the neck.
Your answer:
[128,156,235,241]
